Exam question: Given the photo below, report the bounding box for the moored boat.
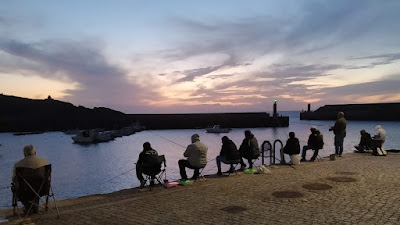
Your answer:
[205,125,230,133]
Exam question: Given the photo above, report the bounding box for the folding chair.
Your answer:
[227,160,241,176]
[142,155,166,190]
[12,164,60,219]
[312,149,323,162]
[194,166,206,181]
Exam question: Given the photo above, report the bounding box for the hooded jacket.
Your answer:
[374,125,386,143]
[283,137,300,155]
[308,130,324,149]
[220,139,240,160]
[184,134,208,168]
[239,134,260,158]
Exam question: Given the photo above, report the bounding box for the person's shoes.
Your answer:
[339,155,342,157]
[300,158,306,162]
[217,171,222,176]
[238,165,246,171]
[310,158,315,162]
[139,180,146,189]
[150,180,155,187]
[224,168,235,173]
[190,175,198,180]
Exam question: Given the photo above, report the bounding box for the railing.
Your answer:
[261,139,285,165]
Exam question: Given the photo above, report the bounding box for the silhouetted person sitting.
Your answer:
[355,130,373,152]
[283,132,301,156]
[239,130,260,170]
[301,127,324,162]
[12,145,49,214]
[216,136,241,175]
[136,142,160,188]
[178,134,208,180]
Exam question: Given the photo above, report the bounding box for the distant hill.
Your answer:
[0,94,131,132]
[300,103,400,121]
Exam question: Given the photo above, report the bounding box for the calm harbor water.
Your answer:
[1,111,399,209]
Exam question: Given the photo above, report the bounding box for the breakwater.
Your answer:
[128,112,289,129]
[300,103,400,121]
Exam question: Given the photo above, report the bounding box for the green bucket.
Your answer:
[244,168,257,174]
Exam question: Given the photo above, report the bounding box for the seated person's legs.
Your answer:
[179,159,197,180]
[301,146,312,161]
[216,156,228,175]
[136,163,145,187]
[310,148,320,161]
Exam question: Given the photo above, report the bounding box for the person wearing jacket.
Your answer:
[372,125,387,155]
[284,132,301,156]
[355,130,373,152]
[216,136,241,175]
[178,134,208,180]
[301,127,324,161]
[12,145,49,214]
[329,111,347,157]
[136,142,160,188]
[239,130,260,170]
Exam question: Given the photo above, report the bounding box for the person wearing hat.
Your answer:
[12,145,49,213]
[178,134,208,180]
[136,142,160,188]
[301,127,324,162]
[372,125,387,155]
[354,130,373,152]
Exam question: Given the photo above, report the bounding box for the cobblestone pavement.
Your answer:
[2,152,400,225]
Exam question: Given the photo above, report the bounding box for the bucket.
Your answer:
[329,154,336,161]
[290,154,301,165]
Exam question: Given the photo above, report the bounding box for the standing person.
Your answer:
[136,142,160,188]
[216,136,241,175]
[301,127,324,162]
[239,130,260,170]
[283,132,301,156]
[329,111,347,157]
[178,134,208,180]
[12,145,49,214]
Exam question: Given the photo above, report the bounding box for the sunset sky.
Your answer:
[1,0,400,113]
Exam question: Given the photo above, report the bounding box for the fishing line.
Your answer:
[148,131,186,149]
[100,167,136,186]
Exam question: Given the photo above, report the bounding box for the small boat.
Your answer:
[72,130,114,144]
[205,125,230,133]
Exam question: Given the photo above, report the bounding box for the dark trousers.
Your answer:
[240,157,255,168]
[372,140,384,155]
[22,196,39,213]
[301,146,319,161]
[136,164,156,181]
[334,134,345,156]
[178,159,200,180]
[216,156,240,173]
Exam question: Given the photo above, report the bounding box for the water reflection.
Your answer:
[1,112,399,209]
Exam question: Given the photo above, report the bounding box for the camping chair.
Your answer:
[227,159,241,176]
[312,149,323,162]
[142,155,166,190]
[12,164,60,219]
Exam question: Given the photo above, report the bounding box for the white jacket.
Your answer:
[374,125,386,143]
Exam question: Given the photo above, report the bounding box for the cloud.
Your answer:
[0,38,161,113]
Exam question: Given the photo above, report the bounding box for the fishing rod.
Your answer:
[148,131,186,149]
[100,167,136,186]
